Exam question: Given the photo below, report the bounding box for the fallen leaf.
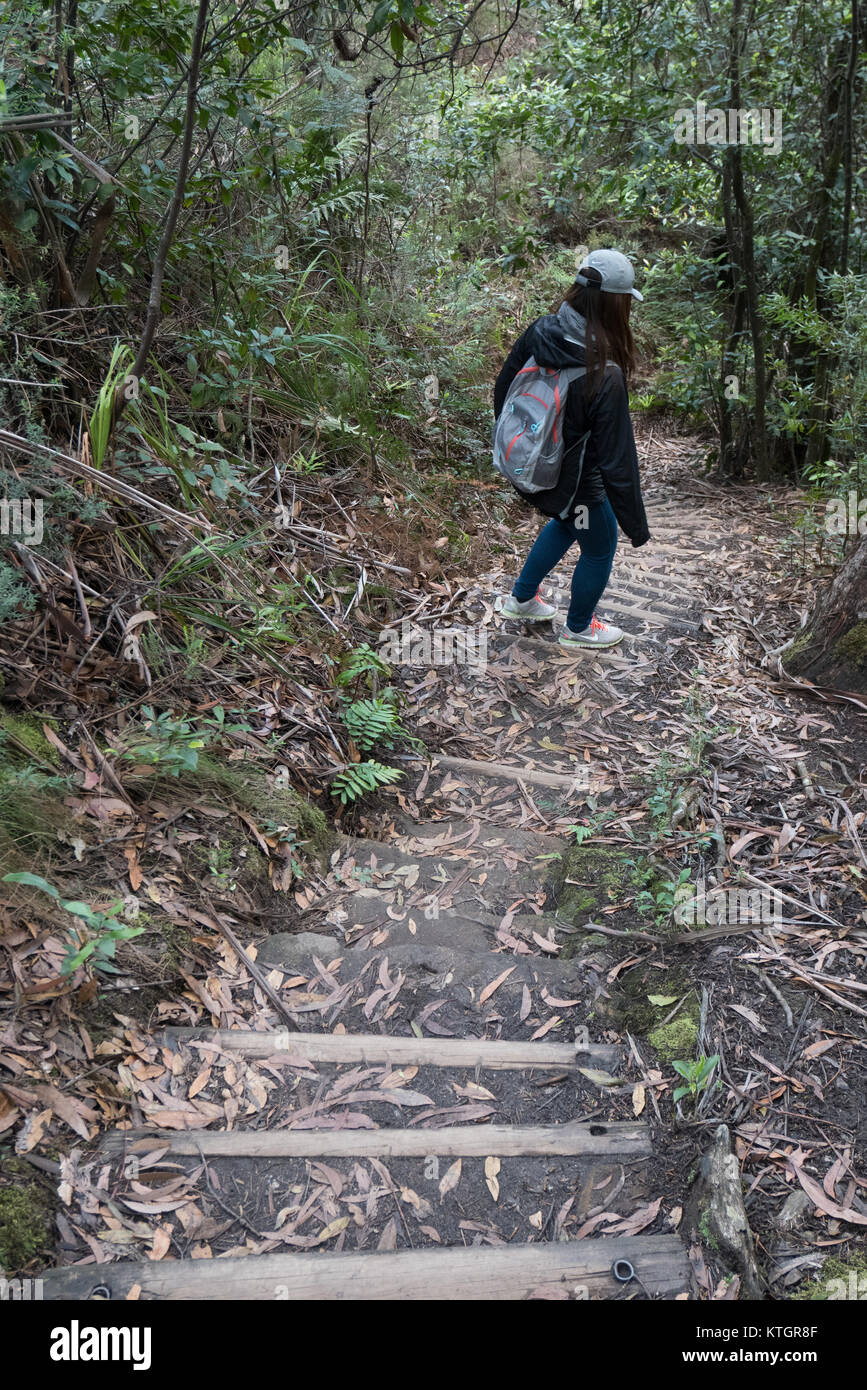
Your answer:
[149,1226,172,1261]
[479,967,515,1004]
[519,985,532,1021]
[530,1016,562,1040]
[730,1004,765,1033]
[532,932,560,954]
[608,1196,662,1236]
[789,1158,867,1226]
[578,1068,619,1087]
[316,1216,350,1243]
[439,1157,462,1198]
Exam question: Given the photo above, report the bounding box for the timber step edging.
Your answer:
[39,1233,691,1301]
[160,1028,621,1071]
[102,1118,652,1160]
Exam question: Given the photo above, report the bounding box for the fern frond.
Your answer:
[330,761,403,805]
[343,696,401,751]
[336,642,392,689]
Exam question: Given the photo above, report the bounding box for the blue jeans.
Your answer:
[512,499,618,631]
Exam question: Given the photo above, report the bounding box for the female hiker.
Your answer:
[495,248,650,649]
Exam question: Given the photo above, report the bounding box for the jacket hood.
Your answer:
[527,302,587,369]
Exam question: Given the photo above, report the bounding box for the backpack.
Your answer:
[492,358,586,496]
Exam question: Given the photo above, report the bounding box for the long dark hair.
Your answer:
[557,266,636,392]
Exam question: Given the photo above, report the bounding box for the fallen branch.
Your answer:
[184,908,298,1031]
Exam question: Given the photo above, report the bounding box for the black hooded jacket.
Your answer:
[493,303,650,547]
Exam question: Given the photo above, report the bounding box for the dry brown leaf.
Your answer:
[19,1107,53,1152]
[377,1217,398,1250]
[530,1015,561,1040]
[789,1157,867,1226]
[479,967,515,1004]
[439,1157,462,1198]
[532,932,560,954]
[149,1226,172,1261]
[608,1196,662,1236]
[485,1155,501,1202]
[188,1067,211,1100]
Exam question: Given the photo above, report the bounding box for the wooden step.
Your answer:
[162,1028,621,1071]
[103,1118,651,1160]
[40,1234,691,1300]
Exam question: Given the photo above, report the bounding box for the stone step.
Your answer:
[543,586,699,632]
[311,830,561,920]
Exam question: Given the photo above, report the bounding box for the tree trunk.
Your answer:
[782,535,867,693]
[726,0,769,480]
[113,0,211,428]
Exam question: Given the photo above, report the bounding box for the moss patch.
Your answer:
[793,1253,867,1300]
[156,918,193,973]
[783,628,813,660]
[0,1177,50,1274]
[602,963,701,1061]
[836,622,867,669]
[187,756,331,857]
[0,776,77,879]
[127,753,333,893]
[0,709,60,766]
[548,843,656,921]
[649,1013,700,1062]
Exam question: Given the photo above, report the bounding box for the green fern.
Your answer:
[343,696,402,751]
[336,643,392,689]
[331,761,403,805]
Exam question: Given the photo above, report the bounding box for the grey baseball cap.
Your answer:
[576,248,643,301]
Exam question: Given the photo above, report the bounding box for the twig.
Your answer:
[64,550,92,638]
[73,722,132,806]
[739,869,847,931]
[186,907,298,1031]
[554,915,660,944]
[784,1001,813,1069]
[745,962,794,1028]
[779,962,867,1020]
[795,759,815,801]
[0,429,211,533]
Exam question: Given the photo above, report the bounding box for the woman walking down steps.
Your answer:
[495,249,651,649]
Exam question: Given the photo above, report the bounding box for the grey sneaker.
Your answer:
[559,615,624,649]
[502,590,558,622]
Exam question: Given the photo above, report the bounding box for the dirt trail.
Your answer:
[38,451,867,1301]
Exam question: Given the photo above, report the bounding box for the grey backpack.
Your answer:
[492,358,586,494]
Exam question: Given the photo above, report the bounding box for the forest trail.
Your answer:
[37,453,867,1301]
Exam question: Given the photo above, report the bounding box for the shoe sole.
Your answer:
[502,611,556,622]
[558,635,624,650]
